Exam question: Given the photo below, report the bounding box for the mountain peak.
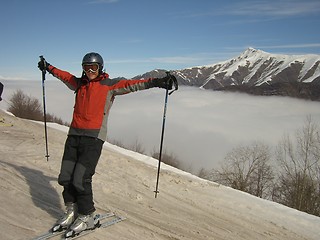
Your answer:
[245,47,257,53]
[240,47,268,58]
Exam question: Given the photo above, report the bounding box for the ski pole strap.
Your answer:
[165,71,178,95]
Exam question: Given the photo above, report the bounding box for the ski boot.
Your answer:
[52,202,78,232]
[64,213,100,238]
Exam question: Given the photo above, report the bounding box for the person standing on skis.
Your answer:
[38,52,176,236]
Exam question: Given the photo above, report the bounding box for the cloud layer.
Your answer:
[1,80,320,173]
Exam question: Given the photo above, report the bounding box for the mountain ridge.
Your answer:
[133,48,320,100]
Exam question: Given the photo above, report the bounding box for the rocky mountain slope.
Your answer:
[134,48,320,100]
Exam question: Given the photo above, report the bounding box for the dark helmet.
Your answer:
[82,52,104,72]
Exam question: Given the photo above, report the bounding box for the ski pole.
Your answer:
[39,56,50,161]
[154,72,178,198]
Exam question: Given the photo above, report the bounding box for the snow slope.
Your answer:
[0,109,319,240]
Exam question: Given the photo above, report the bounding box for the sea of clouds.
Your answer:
[2,79,320,174]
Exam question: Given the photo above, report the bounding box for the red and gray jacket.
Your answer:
[48,65,156,141]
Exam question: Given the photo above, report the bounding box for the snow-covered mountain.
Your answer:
[135,48,320,100]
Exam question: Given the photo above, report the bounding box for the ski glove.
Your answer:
[38,59,51,72]
[153,74,177,90]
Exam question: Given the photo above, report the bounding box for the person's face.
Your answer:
[82,63,100,80]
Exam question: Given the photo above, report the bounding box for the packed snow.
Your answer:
[0,109,320,240]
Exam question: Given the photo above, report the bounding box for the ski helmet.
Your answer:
[82,52,104,73]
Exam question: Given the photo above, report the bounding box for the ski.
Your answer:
[31,229,64,240]
[31,212,116,240]
[63,215,126,239]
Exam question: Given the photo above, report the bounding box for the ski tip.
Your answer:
[51,225,60,233]
[65,229,76,239]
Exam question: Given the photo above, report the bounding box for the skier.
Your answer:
[38,52,176,236]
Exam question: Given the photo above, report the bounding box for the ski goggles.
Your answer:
[82,63,99,73]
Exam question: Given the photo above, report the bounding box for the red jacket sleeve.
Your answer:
[48,65,78,91]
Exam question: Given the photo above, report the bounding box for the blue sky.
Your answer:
[1,0,320,80]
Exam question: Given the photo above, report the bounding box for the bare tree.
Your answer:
[129,139,146,154]
[8,89,43,121]
[273,116,320,216]
[107,138,145,154]
[8,89,69,126]
[151,149,181,169]
[210,141,274,198]
[46,113,70,126]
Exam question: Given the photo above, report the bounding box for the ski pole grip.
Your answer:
[39,55,45,66]
[39,55,47,80]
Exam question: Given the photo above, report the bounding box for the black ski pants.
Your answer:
[58,135,104,215]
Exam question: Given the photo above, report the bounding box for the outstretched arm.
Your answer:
[47,65,78,91]
[110,74,177,95]
[38,58,78,91]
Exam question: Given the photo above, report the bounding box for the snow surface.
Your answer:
[1,109,320,240]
